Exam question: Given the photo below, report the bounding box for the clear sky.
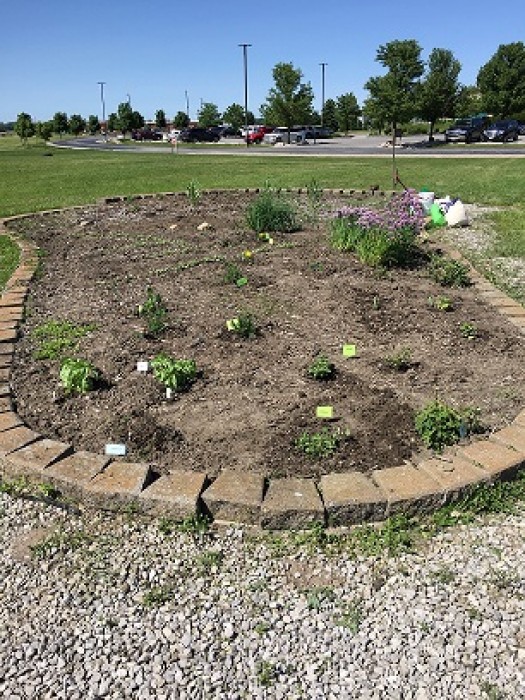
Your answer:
[2,0,524,123]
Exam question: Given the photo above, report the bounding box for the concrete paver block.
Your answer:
[4,439,73,480]
[0,397,12,413]
[0,426,41,456]
[46,451,110,498]
[513,409,525,428]
[417,455,488,497]
[261,477,325,530]
[372,464,445,515]
[458,440,525,478]
[0,411,23,432]
[319,471,387,525]
[201,470,264,525]
[0,329,17,343]
[85,461,152,510]
[488,425,525,455]
[140,470,207,519]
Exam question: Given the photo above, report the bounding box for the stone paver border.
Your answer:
[1,190,524,529]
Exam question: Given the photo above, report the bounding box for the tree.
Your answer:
[87,115,100,134]
[107,113,118,132]
[335,93,361,134]
[260,62,315,136]
[198,102,221,127]
[68,114,86,136]
[364,40,424,135]
[52,111,69,137]
[155,109,167,129]
[35,120,54,142]
[321,98,338,132]
[454,85,483,118]
[116,102,134,134]
[222,103,245,130]
[477,42,525,118]
[131,111,144,130]
[15,112,34,144]
[173,111,190,129]
[418,48,462,140]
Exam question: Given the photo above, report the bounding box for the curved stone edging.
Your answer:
[1,191,524,529]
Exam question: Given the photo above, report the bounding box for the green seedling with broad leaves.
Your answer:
[295,427,349,459]
[428,295,454,311]
[223,262,248,287]
[460,321,479,339]
[226,312,257,339]
[60,357,99,394]
[308,354,335,380]
[151,354,197,392]
[384,347,413,372]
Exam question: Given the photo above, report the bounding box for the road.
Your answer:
[56,134,525,157]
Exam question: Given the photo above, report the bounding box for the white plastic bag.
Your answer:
[445,199,468,227]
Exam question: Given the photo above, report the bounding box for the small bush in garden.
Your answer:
[308,355,335,380]
[459,321,479,339]
[415,399,482,452]
[384,347,413,372]
[34,320,96,360]
[138,287,167,337]
[295,427,349,459]
[151,354,197,392]
[60,357,99,395]
[428,295,454,311]
[223,262,248,287]
[331,189,425,267]
[226,312,257,339]
[246,184,300,233]
[428,254,471,287]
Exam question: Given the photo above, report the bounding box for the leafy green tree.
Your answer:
[321,98,338,131]
[222,103,245,130]
[477,42,525,117]
[116,102,134,134]
[364,40,424,136]
[15,112,35,144]
[260,62,315,135]
[52,111,69,137]
[198,102,221,127]
[131,111,144,129]
[87,115,100,134]
[155,109,167,129]
[173,111,190,129]
[454,85,483,118]
[107,113,118,132]
[336,93,361,134]
[68,114,86,136]
[35,120,54,141]
[418,48,462,140]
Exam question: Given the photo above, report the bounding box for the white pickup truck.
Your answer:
[263,127,306,145]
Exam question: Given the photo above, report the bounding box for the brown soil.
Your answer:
[7,190,525,480]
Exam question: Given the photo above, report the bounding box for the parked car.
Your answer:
[132,129,163,141]
[483,119,520,142]
[247,128,266,144]
[444,117,487,143]
[220,125,242,137]
[517,122,525,136]
[178,127,220,143]
[263,127,306,145]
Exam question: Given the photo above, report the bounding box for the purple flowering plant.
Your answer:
[331,189,426,267]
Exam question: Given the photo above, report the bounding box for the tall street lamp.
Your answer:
[319,63,327,126]
[97,81,106,140]
[239,43,251,147]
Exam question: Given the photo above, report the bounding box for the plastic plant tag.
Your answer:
[342,344,357,357]
[166,387,173,399]
[105,443,126,457]
[316,405,334,419]
[226,318,239,331]
[235,277,248,287]
[137,361,149,373]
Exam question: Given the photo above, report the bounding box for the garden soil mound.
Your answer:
[8,190,525,479]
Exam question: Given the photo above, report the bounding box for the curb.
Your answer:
[1,191,524,529]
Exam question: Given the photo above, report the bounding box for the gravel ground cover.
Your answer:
[1,490,523,699]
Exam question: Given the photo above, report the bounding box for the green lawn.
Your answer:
[0,234,20,292]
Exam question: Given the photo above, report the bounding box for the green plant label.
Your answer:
[226,318,239,331]
[235,277,248,287]
[137,361,149,373]
[342,344,357,357]
[316,406,334,419]
[105,443,126,456]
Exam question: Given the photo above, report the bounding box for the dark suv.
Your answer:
[178,127,220,143]
[444,117,487,143]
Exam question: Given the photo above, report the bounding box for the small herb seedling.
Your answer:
[460,321,479,339]
[59,357,99,395]
[151,354,197,392]
[384,347,413,372]
[428,295,454,311]
[308,354,335,381]
[138,287,168,337]
[295,427,349,459]
[226,312,257,339]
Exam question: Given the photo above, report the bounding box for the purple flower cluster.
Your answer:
[334,189,426,237]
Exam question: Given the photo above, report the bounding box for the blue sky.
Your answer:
[2,0,524,123]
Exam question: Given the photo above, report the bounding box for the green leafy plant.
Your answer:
[137,287,167,337]
[226,312,257,339]
[460,321,479,339]
[428,253,471,287]
[59,357,99,394]
[428,295,454,311]
[33,320,96,360]
[415,399,482,452]
[151,354,197,392]
[176,513,210,537]
[186,179,201,207]
[295,427,349,459]
[336,598,364,633]
[256,661,278,687]
[196,549,224,573]
[246,184,299,233]
[142,585,176,607]
[384,347,413,371]
[307,354,335,380]
[303,586,336,610]
[223,262,248,287]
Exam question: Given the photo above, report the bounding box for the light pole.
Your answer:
[97,81,106,139]
[185,90,190,121]
[126,93,131,106]
[239,43,251,147]
[319,63,327,127]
